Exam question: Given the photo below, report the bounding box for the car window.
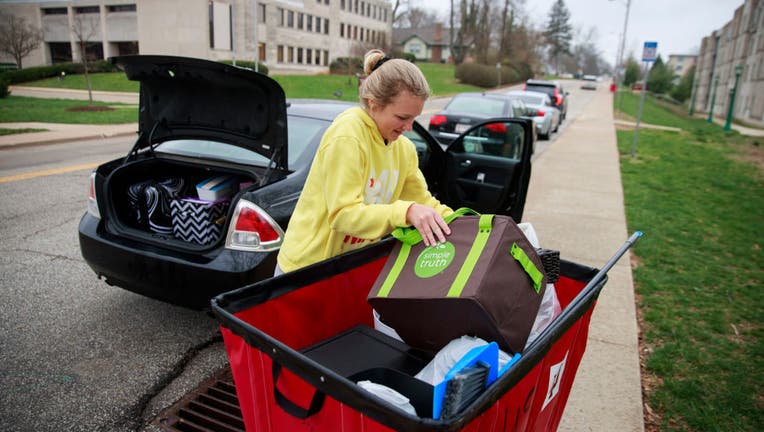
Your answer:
[154,115,326,168]
[516,94,545,105]
[445,96,506,117]
[454,122,526,161]
[403,128,431,168]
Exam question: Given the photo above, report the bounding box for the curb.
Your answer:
[0,129,138,150]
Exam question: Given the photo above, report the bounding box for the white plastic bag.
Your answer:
[517,222,540,248]
[414,336,513,386]
[524,283,562,349]
[357,380,417,415]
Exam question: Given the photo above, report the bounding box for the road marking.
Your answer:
[0,162,100,183]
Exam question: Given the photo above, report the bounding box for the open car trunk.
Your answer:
[104,156,265,249]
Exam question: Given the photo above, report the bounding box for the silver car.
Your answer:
[504,90,561,140]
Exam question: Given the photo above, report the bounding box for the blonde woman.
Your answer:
[276,49,452,275]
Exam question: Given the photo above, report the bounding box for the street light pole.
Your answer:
[707,74,719,123]
[612,0,632,109]
[723,64,743,131]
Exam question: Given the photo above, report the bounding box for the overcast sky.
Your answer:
[412,0,742,66]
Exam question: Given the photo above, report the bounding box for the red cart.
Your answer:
[212,232,641,432]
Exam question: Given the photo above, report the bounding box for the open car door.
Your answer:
[406,118,534,222]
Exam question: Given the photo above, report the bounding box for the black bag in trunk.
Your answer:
[126,178,187,235]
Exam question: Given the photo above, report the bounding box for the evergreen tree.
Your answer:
[646,55,673,94]
[623,58,640,86]
[671,65,695,102]
[545,0,573,75]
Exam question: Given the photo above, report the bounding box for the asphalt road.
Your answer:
[0,82,597,431]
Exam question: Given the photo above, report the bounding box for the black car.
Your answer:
[427,92,535,147]
[523,79,568,122]
[79,55,535,309]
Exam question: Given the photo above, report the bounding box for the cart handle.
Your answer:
[272,362,326,419]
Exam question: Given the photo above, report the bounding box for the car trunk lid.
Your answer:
[112,55,288,171]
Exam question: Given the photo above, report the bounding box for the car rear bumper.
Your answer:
[78,213,276,310]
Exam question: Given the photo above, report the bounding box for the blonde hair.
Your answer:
[359,49,431,109]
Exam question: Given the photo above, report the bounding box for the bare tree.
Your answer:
[497,0,513,63]
[473,0,492,64]
[449,0,479,64]
[0,12,43,68]
[406,7,439,28]
[71,9,98,106]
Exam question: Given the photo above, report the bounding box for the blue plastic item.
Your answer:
[432,343,499,419]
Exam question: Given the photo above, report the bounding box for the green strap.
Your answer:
[447,214,494,297]
[376,243,411,297]
[510,242,543,293]
[391,207,480,246]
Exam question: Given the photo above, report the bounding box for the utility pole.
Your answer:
[723,64,743,131]
[611,0,632,110]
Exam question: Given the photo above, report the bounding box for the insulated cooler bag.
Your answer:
[369,208,547,354]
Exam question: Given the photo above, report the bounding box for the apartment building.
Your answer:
[666,54,697,83]
[0,0,393,73]
[692,0,764,126]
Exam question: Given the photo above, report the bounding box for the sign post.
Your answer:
[631,41,657,158]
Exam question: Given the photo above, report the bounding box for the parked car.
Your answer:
[581,75,598,90]
[78,55,536,309]
[427,92,536,148]
[523,79,568,122]
[504,90,560,140]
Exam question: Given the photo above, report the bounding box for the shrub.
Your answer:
[0,74,10,98]
[219,60,269,75]
[455,63,525,88]
[403,52,416,63]
[330,57,363,75]
[2,60,120,84]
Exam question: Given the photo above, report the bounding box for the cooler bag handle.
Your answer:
[378,210,494,298]
[391,207,480,246]
[271,362,326,419]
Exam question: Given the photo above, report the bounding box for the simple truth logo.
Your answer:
[414,241,455,278]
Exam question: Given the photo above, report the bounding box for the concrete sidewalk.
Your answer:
[0,122,138,148]
[525,89,644,431]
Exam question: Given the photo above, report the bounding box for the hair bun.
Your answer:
[363,49,387,75]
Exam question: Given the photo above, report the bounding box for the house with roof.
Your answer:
[393,23,454,63]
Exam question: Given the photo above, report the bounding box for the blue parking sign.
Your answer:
[642,42,658,62]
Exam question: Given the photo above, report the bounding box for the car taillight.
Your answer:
[87,172,100,219]
[485,123,507,133]
[522,83,527,90]
[554,88,562,106]
[536,110,546,117]
[429,115,447,127]
[225,200,284,252]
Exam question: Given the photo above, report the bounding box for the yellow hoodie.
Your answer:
[277,106,451,273]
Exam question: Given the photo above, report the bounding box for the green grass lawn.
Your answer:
[0,96,138,123]
[3,63,481,125]
[616,95,763,431]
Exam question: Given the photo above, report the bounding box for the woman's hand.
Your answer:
[406,204,451,247]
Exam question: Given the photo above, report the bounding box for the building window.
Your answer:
[288,46,294,62]
[287,10,294,28]
[324,19,329,34]
[42,7,67,15]
[259,4,266,23]
[107,5,136,12]
[323,50,329,66]
[279,8,284,26]
[74,6,99,14]
[209,2,232,50]
[115,41,139,55]
[297,47,303,63]
[315,50,321,65]
[341,0,345,10]
[306,48,312,64]
[340,23,344,37]
[278,45,284,62]
[258,43,266,61]
[298,13,303,30]
[48,42,72,63]
[306,15,312,31]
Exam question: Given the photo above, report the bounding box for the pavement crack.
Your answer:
[109,333,224,432]
[14,248,82,263]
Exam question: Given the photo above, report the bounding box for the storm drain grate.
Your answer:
[155,368,244,432]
